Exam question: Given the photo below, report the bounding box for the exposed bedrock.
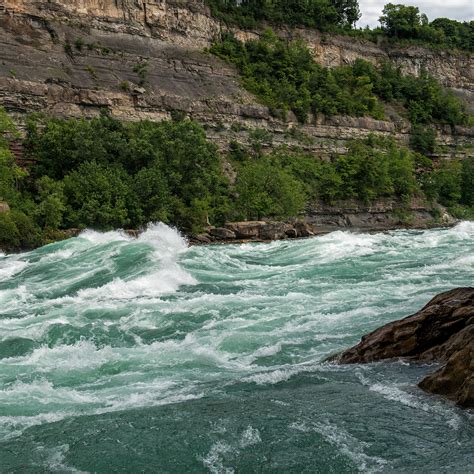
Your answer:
[331,288,474,408]
[0,0,472,157]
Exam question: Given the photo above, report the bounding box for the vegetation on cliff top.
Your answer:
[205,1,473,52]
[210,30,470,127]
[205,0,360,30]
[0,108,473,251]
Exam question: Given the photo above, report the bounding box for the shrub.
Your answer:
[0,212,19,250]
[133,62,148,86]
[119,81,130,92]
[205,0,360,30]
[210,33,468,126]
[75,37,85,51]
[64,41,73,56]
[63,161,140,229]
[410,125,436,154]
[235,156,306,220]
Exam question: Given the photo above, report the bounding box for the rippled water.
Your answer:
[0,222,473,472]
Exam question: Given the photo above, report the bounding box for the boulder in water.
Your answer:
[331,287,473,408]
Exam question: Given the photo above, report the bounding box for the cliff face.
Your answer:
[0,0,473,157]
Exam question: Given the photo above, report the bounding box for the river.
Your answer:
[0,222,473,472]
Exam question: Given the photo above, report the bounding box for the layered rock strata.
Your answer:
[0,0,472,157]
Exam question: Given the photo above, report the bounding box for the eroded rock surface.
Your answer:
[0,0,472,157]
[332,288,473,407]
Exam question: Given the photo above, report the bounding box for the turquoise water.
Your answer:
[0,222,473,473]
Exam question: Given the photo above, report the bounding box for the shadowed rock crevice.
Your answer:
[331,288,473,408]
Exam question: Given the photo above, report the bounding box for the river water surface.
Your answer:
[0,222,473,472]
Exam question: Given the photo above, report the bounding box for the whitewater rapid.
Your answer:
[0,222,473,472]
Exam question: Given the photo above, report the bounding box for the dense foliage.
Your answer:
[0,110,232,249]
[231,135,419,220]
[25,112,231,232]
[0,108,472,251]
[378,4,473,52]
[210,32,469,126]
[205,0,360,30]
[206,1,473,52]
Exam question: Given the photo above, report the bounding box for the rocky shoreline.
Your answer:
[190,200,456,245]
[330,288,473,408]
[1,207,459,253]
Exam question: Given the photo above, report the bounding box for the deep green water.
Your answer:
[0,223,473,473]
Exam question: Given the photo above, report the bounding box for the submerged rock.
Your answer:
[331,287,473,408]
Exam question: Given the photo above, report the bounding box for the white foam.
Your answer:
[0,412,75,441]
[241,367,302,385]
[356,373,463,430]
[201,441,235,474]
[452,220,474,236]
[138,222,189,253]
[78,229,132,245]
[291,420,388,473]
[239,426,261,448]
[0,258,28,281]
[73,223,195,300]
[0,379,98,405]
[36,444,87,474]
[314,231,381,262]
[76,266,196,300]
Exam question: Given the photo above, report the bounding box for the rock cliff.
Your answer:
[0,0,472,158]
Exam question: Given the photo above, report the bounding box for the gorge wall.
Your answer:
[0,0,473,158]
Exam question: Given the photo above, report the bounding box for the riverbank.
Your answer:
[190,199,457,245]
[0,201,460,253]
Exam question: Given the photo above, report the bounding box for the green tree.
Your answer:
[379,4,424,39]
[0,108,27,206]
[0,212,20,250]
[34,176,66,230]
[235,156,306,220]
[25,111,128,179]
[133,160,170,224]
[428,160,462,206]
[63,161,140,229]
[410,125,436,155]
[460,157,474,206]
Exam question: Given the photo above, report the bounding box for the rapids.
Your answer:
[0,222,473,472]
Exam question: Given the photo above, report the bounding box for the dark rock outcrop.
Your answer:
[331,288,473,408]
[209,227,237,240]
[419,325,473,407]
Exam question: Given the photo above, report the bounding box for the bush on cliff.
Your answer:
[63,162,140,230]
[205,0,360,30]
[210,32,469,127]
[418,157,474,218]
[230,136,418,208]
[460,157,474,207]
[379,4,473,52]
[206,1,473,53]
[0,210,42,251]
